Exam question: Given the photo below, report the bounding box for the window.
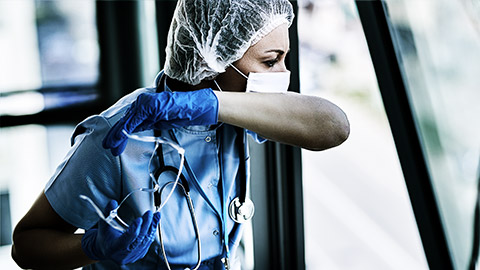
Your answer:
[298,0,428,268]
[0,0,98,116]
[384,0,480,268]
[0,1,98,267]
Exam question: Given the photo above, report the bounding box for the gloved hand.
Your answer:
[81,200,161,265]
[103,88,219,156]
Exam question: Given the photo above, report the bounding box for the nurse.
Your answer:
[12,0,350,269]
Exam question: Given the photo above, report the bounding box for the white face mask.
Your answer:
[230,64,291,93]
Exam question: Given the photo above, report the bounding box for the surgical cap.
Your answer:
[164,0,295,85]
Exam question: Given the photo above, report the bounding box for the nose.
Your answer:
[274,60,288,72]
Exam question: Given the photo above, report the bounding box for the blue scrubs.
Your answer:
[44,71,265,269]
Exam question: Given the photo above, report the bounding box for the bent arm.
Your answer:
[215,91,350,151]
[12,192,96,269]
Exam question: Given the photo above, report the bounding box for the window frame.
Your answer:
[0,1,147,128]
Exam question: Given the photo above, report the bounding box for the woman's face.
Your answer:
[215,23,290,92]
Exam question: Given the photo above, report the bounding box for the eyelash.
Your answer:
[264,58,279,68]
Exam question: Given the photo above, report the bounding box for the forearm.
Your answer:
[12,230,95,269]
[215,91,350,150]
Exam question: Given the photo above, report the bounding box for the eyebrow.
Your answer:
[264,49,290,55]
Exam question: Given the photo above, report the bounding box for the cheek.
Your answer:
[215,68,247,92]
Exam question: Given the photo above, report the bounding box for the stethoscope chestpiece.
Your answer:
[228,197,255,223]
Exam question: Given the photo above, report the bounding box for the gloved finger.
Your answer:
[103,200,119,216]
[118,217,143,248]
[110,140,128,157]
[122,107,151,135]
[133,212,160,254]
[139,211,153,238]
[129,244,152,263]
[124,213,159,263]
[103,96,147,150]
[102,119,128,152]
[103,107,143,156]
[129,211,154,251]
[123,92,172,134]
[147,212,161,237]
[125,245,150,264]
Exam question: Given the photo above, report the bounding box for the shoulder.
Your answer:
[100,87,155,127]
[70,87,155,144]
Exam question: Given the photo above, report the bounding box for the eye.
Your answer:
[264,58,279,68]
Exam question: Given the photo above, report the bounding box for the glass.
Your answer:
[0,0,98,116]
[0,0,98,91]
[384,0,480,268]
[297,0,428,269]
[80,131,185,232]
[35,0,99,87]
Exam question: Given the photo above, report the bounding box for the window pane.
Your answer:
[384,0,480,268]
[0,0,98,116]
[35,0,98,87]
[0,0,42,92]
[298,0,428,269]
[0,0,98,92]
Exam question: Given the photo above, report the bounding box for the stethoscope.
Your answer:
[153,131,201,270]
[153,74,255,270]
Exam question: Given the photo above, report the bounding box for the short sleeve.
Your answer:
[246,129,267,144]
[44,115,121,230]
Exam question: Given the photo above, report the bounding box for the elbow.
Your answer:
[12,228,33,269]
[326,105,350,149]
[333,114,350,147]
[12,244,29,269]
[306,111,350,151]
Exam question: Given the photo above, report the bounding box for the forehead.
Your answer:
[248,24,290,56]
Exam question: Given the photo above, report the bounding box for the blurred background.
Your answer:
[1,0,480,269]
[298,0,426,269]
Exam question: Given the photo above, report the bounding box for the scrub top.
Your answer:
[44,71,265,269]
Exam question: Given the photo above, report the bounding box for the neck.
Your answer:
[165,77,215,92]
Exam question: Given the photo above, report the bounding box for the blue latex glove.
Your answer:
[81,200,161,265]
[103,88,219,156]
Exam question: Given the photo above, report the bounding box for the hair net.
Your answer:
[164,0,295,85]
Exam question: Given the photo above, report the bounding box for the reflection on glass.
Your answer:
[385,0,480,268]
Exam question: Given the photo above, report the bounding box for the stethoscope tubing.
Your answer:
[157,181,201,270]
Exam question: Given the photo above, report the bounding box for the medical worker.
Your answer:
[12,0,349,269]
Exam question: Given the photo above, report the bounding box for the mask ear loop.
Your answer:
[213,80,223,92]
[214,64,248,92]
[229,64,249,79]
